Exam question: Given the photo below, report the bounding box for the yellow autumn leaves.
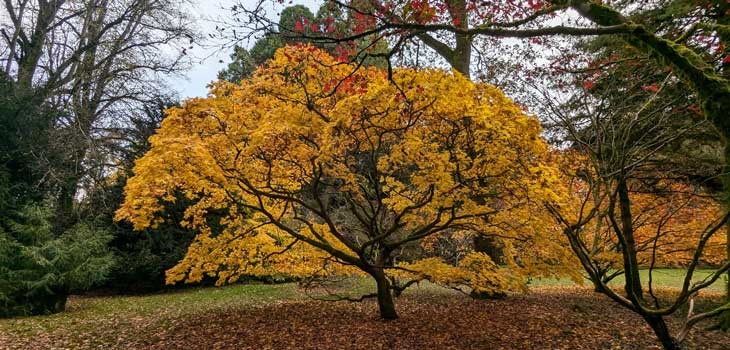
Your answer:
[115,45,571,290]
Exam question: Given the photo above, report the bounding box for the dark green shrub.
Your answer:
[0,204,114,317]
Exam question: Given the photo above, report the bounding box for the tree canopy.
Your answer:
[116,45,572,319]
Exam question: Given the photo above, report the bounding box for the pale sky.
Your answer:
[175,0,319,99]
[173,0,236,99]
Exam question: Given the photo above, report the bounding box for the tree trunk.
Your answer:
[371,268,398,320]
[54,177,79,232]
[724,147,730,300]
[726,222,730,299]
[616,178,644,302]
[642,314,679,350]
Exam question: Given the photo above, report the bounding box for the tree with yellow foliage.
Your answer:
[116,45,566,319]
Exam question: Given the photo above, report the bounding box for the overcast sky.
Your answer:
[174,0,318,99]
[172,0,235,99]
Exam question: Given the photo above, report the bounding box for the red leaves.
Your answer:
[582,80,595,91]
[526,0,547,11]
[294,18,319,33]
[323,16,335,33]
[333,43,355,62]
[322,75,369,95]
[408,0,436,23]
[687,105,702,116]
[353,11,377,34]
[641,83,659,93]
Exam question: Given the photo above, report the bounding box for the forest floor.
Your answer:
[1,273,730,349]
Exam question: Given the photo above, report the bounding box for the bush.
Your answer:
[104,225,196,294]
[86,176,198,294]
[0,204,114,317]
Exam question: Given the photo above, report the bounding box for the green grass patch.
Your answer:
[0,282,303,341]
[1,271,727,349]
[530,268,727,294]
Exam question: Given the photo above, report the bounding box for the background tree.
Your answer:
[0,72,113,317]
[541,62,730,347]
[218,45,257,83]
[217,5,312,83]
[0,0,197,230]
[0,0,197,314]
[0,74,54,215]
[116,46,569,319]
[77,97,199,294]
[218,35,285,83]
[0,204,114,317]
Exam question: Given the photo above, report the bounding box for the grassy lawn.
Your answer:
[1,271,729,349]
[0,283,304,349]
[530,268,727,294]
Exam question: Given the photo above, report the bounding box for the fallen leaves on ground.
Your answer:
[1,286,728,349]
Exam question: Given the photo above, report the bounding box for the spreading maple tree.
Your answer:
[221,2,730,348]
[115,45,569,319]
[117,1,730,346]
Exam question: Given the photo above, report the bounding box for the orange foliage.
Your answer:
[555,151,727,270]
[116,45,572,297]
